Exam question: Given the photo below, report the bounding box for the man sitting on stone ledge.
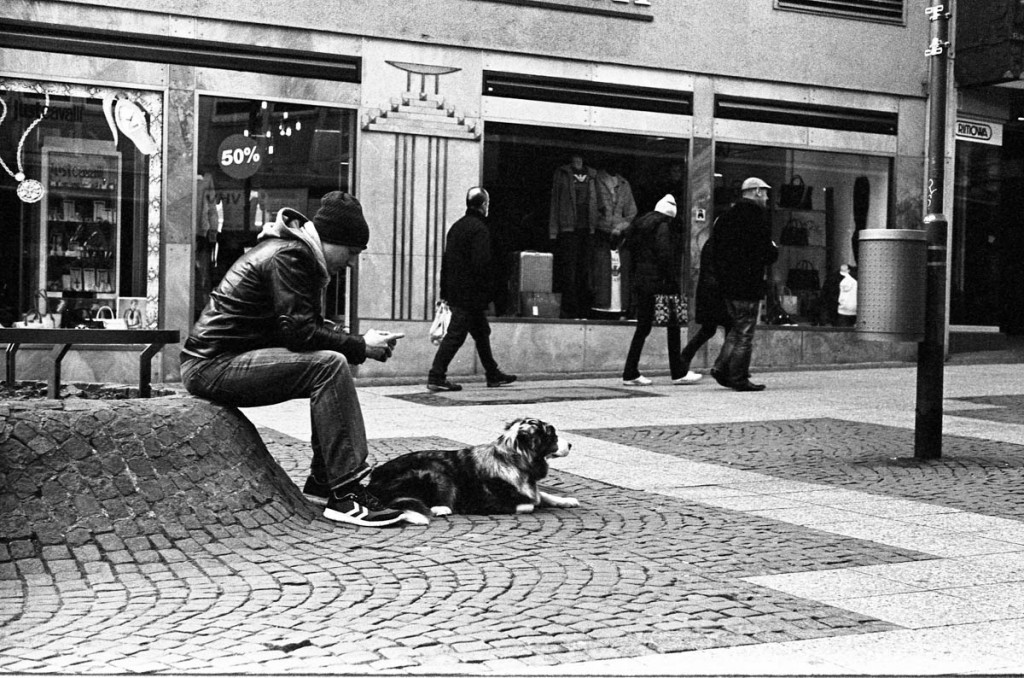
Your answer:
[180,192,408,528]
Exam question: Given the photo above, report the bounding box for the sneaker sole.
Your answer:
[323,506,405,527]
[427,385,460,392]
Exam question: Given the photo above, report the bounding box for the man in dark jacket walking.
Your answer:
[710,177,778,391]
[427,187,516,392]
[180,192,408,527]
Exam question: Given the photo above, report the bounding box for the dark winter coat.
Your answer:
[709,199,778,301]
[183,226,366,363]
[441,208,493,311]
[694,238,729,326]
[619,210,681,296]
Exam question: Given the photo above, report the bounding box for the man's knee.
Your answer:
[316,350,352,380]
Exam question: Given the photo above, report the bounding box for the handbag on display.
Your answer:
[786,260,821,291]
[96,305,128,329]
[14,291,58,328]
[779,218,809,246]
[779,286,800,316]
[429,300,451,346]
[652,294,688,327]
[779,174,814,210]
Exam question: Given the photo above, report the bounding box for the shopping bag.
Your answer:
[429,300,451,345]
[652,294,688,327]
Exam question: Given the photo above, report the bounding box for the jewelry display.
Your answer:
[0,92,50,203]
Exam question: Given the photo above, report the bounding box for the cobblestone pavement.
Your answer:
[2,363,1024,674]
[578,417,1024,518]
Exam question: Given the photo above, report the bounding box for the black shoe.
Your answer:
[731,380,766,392]
[710,368,732,388]
[302,476,330,504]
[427,379,462,392]
[486,372,517,388]
[323,486,404,527]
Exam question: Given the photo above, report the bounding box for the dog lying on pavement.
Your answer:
[365,417,579,525]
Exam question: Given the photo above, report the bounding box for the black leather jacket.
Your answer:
[182,235,366,364]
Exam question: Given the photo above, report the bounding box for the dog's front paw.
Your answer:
[401,510,430,526]
[539,491,579,508]
[430,506,453,517]
[515,503,536,514]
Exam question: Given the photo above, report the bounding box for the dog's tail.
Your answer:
[386,497,432,526]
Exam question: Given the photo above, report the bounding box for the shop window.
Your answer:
[952,140,1003,326]
[0,81,162,330]
[195,96,356,324]
[483,122,688,320]
[714,142,891,328]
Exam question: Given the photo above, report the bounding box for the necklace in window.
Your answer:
[0,92,50,204]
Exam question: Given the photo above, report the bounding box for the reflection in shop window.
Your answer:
[195,96,356,323]
[713,142,891,328]
[484,122,688,321]
[0,81,162,330]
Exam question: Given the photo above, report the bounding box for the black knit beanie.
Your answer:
[313,191,370,248]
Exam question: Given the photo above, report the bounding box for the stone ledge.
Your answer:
[0,396,316,551]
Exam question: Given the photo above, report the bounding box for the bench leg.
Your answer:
[5,342,19,387]
[49,344,71,400]
[139,343,165,398]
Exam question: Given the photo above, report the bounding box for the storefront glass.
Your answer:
[483,122,688,320]
[714,143,891,327]
[0,81,162,330]
[195,96,356,323]
[951,139,1002,326]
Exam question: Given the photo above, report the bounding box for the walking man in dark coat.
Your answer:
[710,177,778,391]
[427,187,517,392]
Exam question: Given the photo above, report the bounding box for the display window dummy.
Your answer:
[550,153,598,318]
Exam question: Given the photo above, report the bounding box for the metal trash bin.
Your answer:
[855,229,927,342]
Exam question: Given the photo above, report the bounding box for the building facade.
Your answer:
[4,0,1005,384]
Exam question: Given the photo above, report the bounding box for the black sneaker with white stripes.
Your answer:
[323,486,404,527]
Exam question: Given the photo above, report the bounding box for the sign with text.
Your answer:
[955,119,1003,146]
[217,134,265,179]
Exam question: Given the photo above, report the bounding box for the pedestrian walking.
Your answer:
[710,177,778,391]
[427,187,517,392]
[180,191,408,527]
[677,233,731,383]
[617,194,688,386]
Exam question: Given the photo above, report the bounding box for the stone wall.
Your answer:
[0,397,315,551]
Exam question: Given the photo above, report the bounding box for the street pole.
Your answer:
[915,0,951,460]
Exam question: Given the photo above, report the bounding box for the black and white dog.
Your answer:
[365,417,579,525]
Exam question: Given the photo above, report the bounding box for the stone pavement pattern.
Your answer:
[2,363,1024,673]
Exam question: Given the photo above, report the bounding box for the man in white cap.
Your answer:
[708,177,778,391]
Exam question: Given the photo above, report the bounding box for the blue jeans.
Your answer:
[180,349,369,491]
[428,305,500,382]
[623,291,683,380]
[715,299,759,383]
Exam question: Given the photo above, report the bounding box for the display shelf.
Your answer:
[39,139,122,306]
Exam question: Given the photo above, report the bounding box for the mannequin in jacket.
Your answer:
[549,153,598,318]
[593,166,638,311]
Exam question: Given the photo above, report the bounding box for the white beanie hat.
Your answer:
[654,194,677,218]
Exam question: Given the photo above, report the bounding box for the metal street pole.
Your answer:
[915,0,951,460]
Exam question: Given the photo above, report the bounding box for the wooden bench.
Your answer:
[0,328,180,399]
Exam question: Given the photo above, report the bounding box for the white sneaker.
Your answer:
[622,375,653,386]
[672,371,703,385]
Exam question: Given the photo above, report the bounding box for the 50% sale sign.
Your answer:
[218,134,264,180]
